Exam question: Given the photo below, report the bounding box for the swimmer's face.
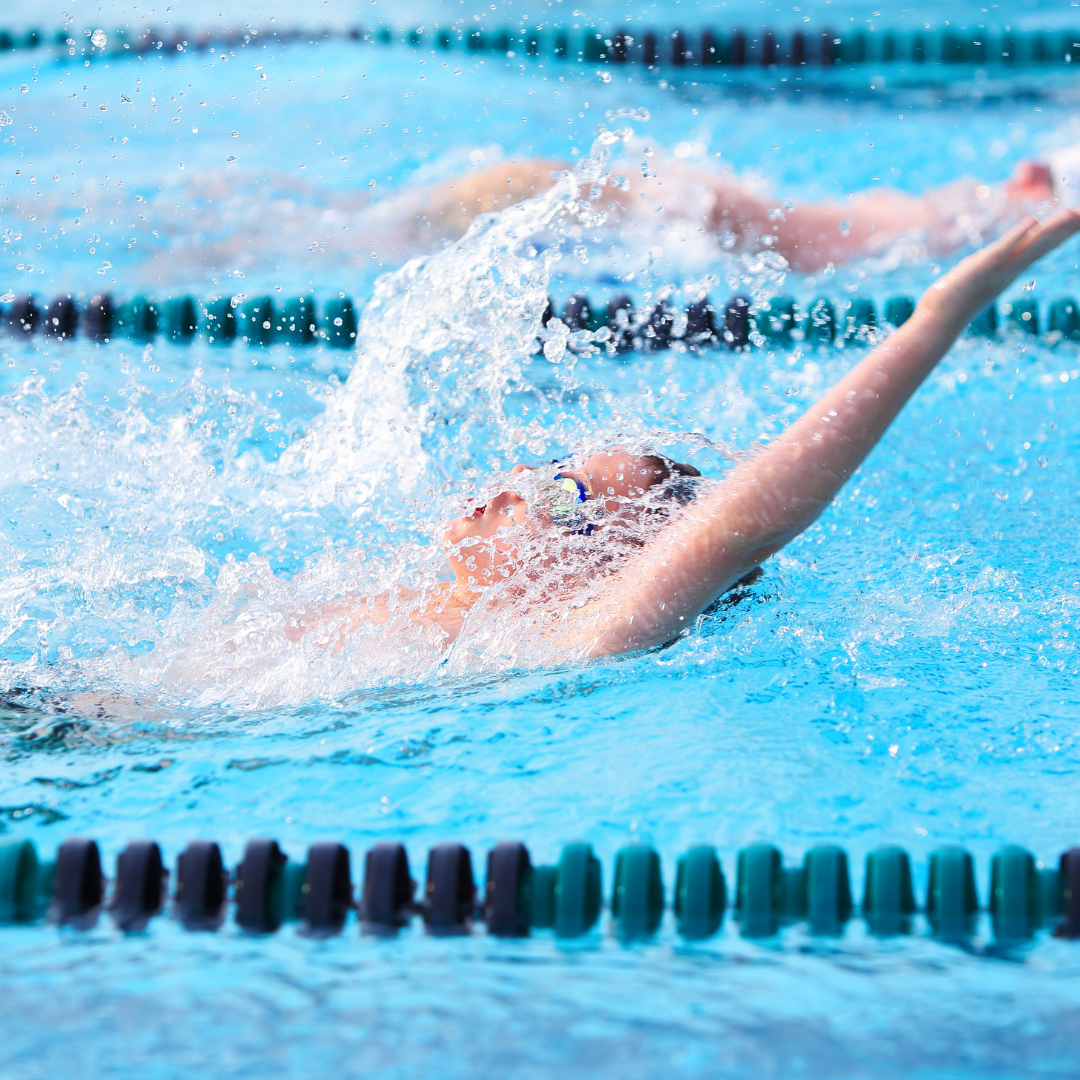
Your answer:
[442,452,669,593]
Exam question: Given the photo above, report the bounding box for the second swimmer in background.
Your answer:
[415,143,1079,270]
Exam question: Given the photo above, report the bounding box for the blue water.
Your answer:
[3,15,1080,1080]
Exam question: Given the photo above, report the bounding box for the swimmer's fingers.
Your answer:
[1003,207,1080,269]
[926,217,1036,303]
[976,209,1080,280]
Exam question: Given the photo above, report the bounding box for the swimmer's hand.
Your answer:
[921,208,1080,334]
[568,208,1080,658]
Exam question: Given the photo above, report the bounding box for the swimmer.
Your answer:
[289,206,1080,658]
[418,144,1079,271]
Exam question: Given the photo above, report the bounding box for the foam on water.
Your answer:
[0,125,759,708]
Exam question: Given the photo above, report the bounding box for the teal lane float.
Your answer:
[1,293,358,348]
[3,835,1080,945]
[16,23,1080,72]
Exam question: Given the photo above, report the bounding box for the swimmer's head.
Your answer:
[442,450,701,593]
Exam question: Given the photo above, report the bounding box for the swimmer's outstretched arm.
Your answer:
[571,208,1080,657]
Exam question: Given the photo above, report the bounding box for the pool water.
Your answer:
[2,12,1080,1080]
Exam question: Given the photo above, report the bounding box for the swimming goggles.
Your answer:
[533,473,596,535]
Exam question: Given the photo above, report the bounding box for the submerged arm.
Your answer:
[571,209,1080,657]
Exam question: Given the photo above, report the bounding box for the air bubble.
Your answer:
[91,29,107,48]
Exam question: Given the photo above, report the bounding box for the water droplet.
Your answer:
[120,93,132,103]
[1023,279,1036,291]
[368,179,376,187]
[91,28,107,48]
[1038,456,1048,468]
[231,131,239,138]
[20,85,28,94]
[226,155,237,162]
[0,112,11,126]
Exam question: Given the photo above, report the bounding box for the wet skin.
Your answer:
[428,156,1057,271]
